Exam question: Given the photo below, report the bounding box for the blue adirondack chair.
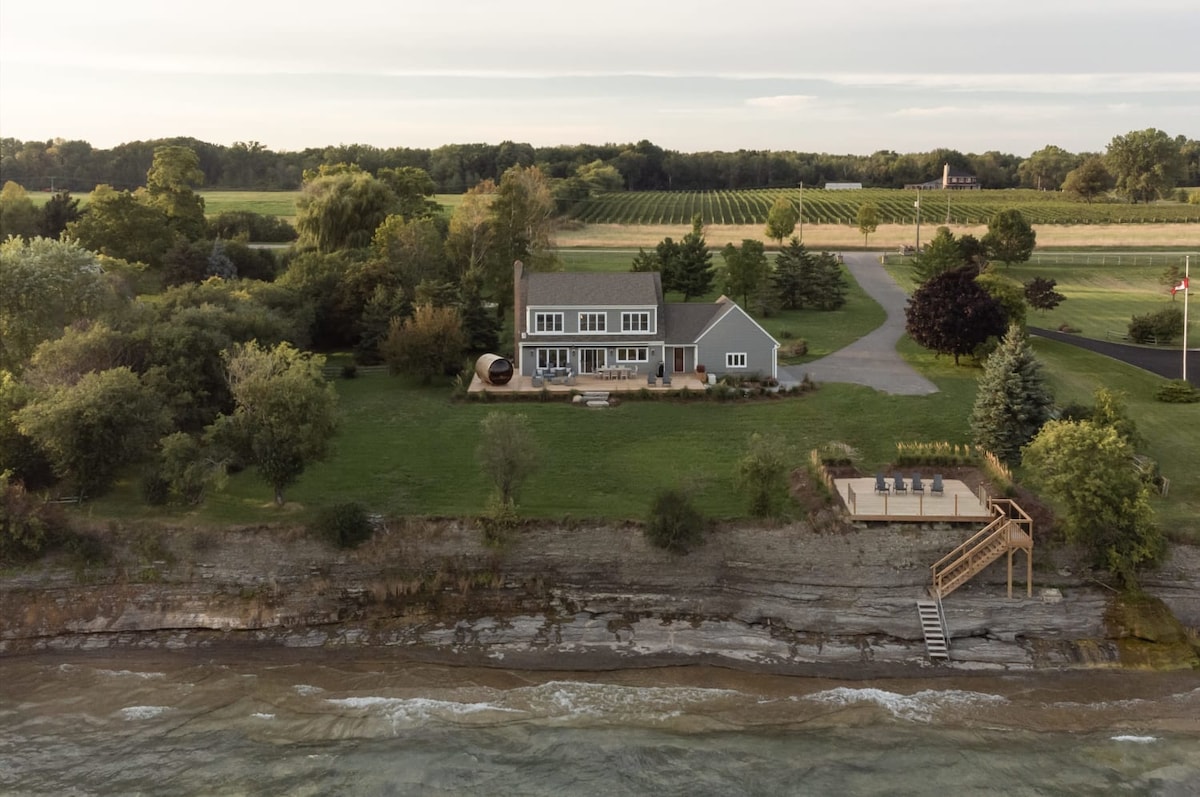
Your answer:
[892,474,907,494]
[931,474,945,496]
[874,473,889,494]
[911,473,925,494]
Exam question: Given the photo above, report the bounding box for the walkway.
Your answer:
[1029,327,1199,387]
[780,252,938,396]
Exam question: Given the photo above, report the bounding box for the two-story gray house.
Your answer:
[513,262,779,380]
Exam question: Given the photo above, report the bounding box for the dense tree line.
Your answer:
[5,132,1197,196]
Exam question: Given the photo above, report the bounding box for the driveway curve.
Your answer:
[780,252,938,396]
[1029,326,1199,387]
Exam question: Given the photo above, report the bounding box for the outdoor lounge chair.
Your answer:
[892,474,907,494]
[911,473,925,495]
[931,474,944,496]
[874,473,889,494]
[661,373,671,386]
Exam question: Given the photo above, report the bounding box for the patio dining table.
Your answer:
[598,366,633,380]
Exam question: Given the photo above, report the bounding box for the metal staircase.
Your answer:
[916,599,949,660]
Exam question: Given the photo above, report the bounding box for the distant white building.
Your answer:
[824,182,863,190]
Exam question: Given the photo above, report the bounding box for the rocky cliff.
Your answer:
[2,519,1197,674]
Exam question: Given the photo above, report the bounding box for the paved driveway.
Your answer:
[780,252,938,396]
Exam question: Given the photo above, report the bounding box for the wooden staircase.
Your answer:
[921,499,1034,659]
[930,499,1033,600]
[916,599,949,660]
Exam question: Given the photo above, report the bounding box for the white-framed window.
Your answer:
[616,347,649,362]
[533,312,563,333]
[726,352,747,368]
[579,312,606,332]
[621,311,650,332]
[537,349,569,369]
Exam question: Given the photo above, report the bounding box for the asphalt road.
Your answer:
[1029,327,1199,387]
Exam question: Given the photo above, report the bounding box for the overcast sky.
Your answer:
[2,0,1197,156]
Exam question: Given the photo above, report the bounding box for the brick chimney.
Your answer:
[512,260,524,373]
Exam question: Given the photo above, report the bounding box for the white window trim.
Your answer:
[578,312,606,332]
[615,347,649,362]
[536,348,570,369]
[726,352,748,369]
[533,312,563,333]
[621,311,651,332]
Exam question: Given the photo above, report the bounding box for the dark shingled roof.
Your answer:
[663,301,729,344]
[525,271,661,307]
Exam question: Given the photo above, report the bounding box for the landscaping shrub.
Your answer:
[478,495,520,546]
[312,502,374,549]
[1128,306,1183,344]
[341,363,358,379]
[644,489,706,553]
[1,481,64,563]
[1155,379,1200,403]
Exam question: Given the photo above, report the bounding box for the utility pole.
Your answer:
[798,182,804,242]
[914,188,922,251]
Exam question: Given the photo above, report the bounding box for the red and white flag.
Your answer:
[1172,277,1189,295]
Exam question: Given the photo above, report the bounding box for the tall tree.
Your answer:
[667,215,714,301]
[16,367,167,499]
[1017,145,1078,190]
[0,236,119,373]
[735,432,788,517]
[720,239,769,307]
[1023,420,1163,585]
[1106,128,1183,204]
[38,190,81,238]
[65,184,174,266]
[208,342,338,506]
[981,209,1036,266]
[376,166,440,220]
[772,237,811,310]
[1062,156,1113,203]
[487,165,558,309]
[810,252,848,311]
[969,325,1054,466]
[144,145,207,240]
[856,202,879,245]
[913,226,965,282]
[445,179,495,276]
[295,166,397,252]
[0,181,40,240]
[764,196,798,244]
[905,266,1008,365]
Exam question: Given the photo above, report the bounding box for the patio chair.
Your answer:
[892,474,907,494]
[931,474,944,496]
[661,373,672,386]
[911,473,925,495]
[874,473,889,495]
[531,374,544,387]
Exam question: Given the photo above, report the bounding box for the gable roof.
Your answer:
[663,302,726,343]
[693,297,780,347]
[524,271,662,307]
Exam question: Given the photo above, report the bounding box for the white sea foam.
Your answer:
[293,684,325,696]
[1111,735,1158,743]
[97,669,165,680]
[251,712,275,720]
[326,696,521,724]
[120,706,170,720]
[804,687,1008,723]
[514,681,741,722]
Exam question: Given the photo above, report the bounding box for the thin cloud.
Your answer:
[745,95,818,110]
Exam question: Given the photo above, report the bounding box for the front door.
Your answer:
[580,348,606,374]
[673,347,685,373]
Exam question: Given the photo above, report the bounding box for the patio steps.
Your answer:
[577,391,611,408]
[916,600,950,660]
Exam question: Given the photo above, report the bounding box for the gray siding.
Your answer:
[695,307,777,378]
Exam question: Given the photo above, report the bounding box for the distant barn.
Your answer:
[824,182,863,190]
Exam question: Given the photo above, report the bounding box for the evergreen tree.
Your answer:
[811,252,848,310]
[459,269,500,352]
[969,324,1055,466]
[206,239,237,280]
[772,237,811,310]
[667,215,714,301]
[630,247,659,273]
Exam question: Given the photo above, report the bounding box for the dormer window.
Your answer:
[579,312,606,332]
[534,312,563,333]
[621,311,650,332]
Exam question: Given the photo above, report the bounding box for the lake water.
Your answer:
[2,650,1197,795]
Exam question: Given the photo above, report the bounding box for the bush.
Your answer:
[340,363,358,379]
[1,481,63,563]
[1155,379,1200,403]
[1128,306,1183,344]
[478,495,519,546]
[644,489,705,553]
[312,502,374,549]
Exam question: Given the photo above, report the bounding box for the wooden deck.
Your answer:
[834,477,992,522]
[468,373,708,395]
